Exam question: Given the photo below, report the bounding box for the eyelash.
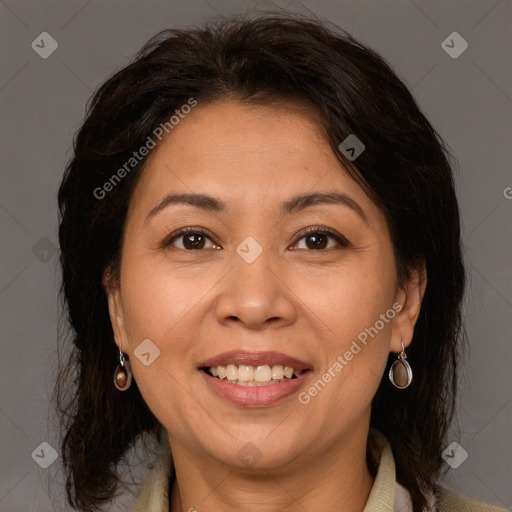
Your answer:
[162,226,350,251]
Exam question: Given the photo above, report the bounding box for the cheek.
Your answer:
[302,248,396,413]
[117,261,209,431]
[120,258,206,348]
[316,250,396,348]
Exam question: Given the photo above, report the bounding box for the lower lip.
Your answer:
[200,370,311,407]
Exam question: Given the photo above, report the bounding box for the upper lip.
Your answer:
[199,350,312,371]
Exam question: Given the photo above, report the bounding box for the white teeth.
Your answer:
[235,379,284,386]
[271,365,284,380]
[283,366,294,379]
[254,364,272,382]
[226,364,238,381]
[206,364,304,384]
[237,365,254,382]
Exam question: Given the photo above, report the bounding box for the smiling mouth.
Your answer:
[201,364,309,386]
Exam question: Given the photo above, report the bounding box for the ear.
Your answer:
[390,261,427,353]
[102,268,128,352]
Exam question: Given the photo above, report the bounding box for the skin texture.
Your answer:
[106,100,427,512]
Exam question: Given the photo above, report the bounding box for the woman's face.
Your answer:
[107,99,424,471]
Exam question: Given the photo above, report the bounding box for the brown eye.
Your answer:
[291,227,349,251]
[164,228,220,251]
[182,233,207,250]
[304,233,328,250]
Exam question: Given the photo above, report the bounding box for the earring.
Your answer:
[389,342,413,389]
[113,348,132,391]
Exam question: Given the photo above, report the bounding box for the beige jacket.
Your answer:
[133,432,507,512]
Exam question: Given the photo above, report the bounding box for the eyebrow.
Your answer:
[145,191,368,225]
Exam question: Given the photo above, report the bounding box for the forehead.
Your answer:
[128,99,381,225]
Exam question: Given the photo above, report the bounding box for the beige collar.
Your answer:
[133,429,413,512]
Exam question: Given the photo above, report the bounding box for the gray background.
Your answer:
[0,0,511,510]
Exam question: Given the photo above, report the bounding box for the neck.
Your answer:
[169,429,375,512]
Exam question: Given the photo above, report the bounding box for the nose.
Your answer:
[214,248,297,330]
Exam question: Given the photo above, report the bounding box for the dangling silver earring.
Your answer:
[113,348,132,391]
[389,342,412,389]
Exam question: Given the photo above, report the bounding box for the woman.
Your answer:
[56,13,507,512]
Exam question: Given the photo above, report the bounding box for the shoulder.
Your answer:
[436,484,508,512]
[133,448,173,512]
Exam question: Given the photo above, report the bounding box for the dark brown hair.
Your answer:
[56,12,465,511]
